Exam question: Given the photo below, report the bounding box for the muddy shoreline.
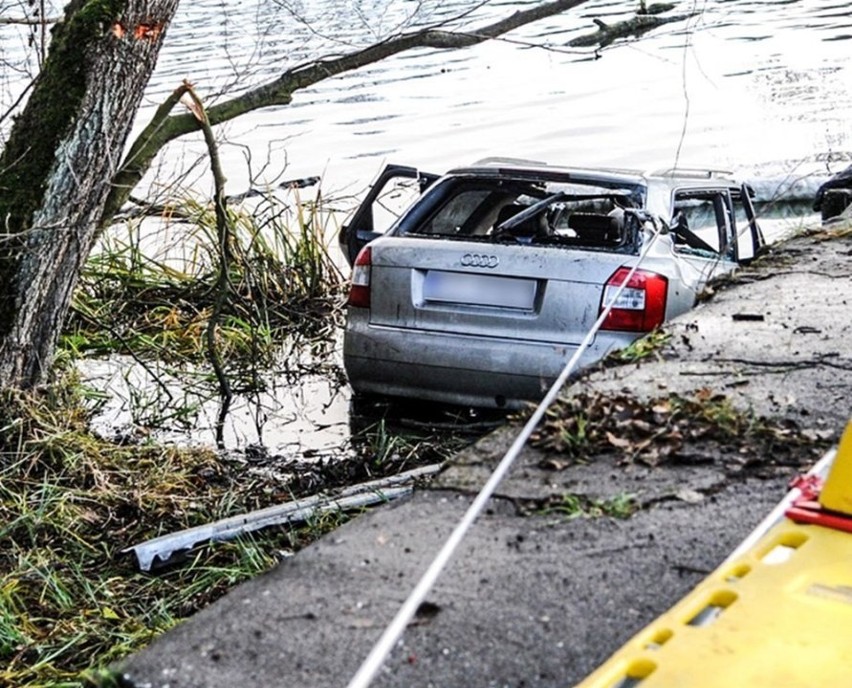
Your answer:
[118,225,852,688]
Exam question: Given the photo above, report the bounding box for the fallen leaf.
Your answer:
[605,432,633,450]
[634,438,653,452]
[637,447,660,466]
[539,457,571,471]
[675,488,704,504]
[101,607,120,620]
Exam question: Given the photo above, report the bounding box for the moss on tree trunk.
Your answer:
[0,0,179,388]
[0,0,123,232]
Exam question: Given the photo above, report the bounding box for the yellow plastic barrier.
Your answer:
[575,421,852,688]
[820,420,852,516]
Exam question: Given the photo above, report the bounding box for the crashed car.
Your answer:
[340,158,764,408]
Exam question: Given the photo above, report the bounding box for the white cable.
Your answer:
[345,222,665,688]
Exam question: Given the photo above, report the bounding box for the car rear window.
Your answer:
[402,177,642,252]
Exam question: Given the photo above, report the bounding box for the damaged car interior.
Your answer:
[340,159,764,408]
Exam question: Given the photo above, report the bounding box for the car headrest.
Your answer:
[496,204,524,225]
[567,213,623,244]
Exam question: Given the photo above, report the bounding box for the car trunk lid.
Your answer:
[366,237,633,345]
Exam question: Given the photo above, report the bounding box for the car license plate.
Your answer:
[423,270,536,309]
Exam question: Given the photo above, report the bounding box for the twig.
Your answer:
[0,15,60,25]
[69,307,175,405]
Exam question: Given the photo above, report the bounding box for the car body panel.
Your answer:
[341,159,763,408]
[343,322,632,408]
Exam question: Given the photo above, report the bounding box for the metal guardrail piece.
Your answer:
[125,464,441,572]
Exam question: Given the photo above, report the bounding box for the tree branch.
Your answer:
[103,0,590,225]
[0,16,60,25]
[183,81,234,448]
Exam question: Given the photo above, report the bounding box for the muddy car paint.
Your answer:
[340,159,764,408]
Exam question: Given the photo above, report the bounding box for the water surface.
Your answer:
[4,0,850,454]
[141,0,852,199]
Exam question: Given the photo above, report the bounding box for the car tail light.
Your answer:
[600,266,668,332]
[347,247,372,308]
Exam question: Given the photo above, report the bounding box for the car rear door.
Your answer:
[340,164,440,266]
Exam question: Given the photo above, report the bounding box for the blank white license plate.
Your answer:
[423,270,537,309]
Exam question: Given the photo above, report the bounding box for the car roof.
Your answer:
[448,157,742,193]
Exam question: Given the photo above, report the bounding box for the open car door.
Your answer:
[340,164,439,266]
[670,184,765,266]
[734,182,765,263]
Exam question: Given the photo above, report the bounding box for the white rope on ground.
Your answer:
[346,219,666,688]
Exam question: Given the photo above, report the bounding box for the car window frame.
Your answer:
[670,183,765,265]
[671,187,737,261]
[732,183,765,263]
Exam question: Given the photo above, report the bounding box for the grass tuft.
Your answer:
[536,492,638,520]
[65,189,346,366]
[608,329,671,363]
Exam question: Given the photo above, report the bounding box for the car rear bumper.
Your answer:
[343,318,636,408]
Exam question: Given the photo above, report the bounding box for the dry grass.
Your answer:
[0,372,358,686]
[66,190,346,365]
[0,373,480,686]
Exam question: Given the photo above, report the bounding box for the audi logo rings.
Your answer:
[460,253,499,268]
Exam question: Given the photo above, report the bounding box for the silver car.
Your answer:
[340,159,764,409]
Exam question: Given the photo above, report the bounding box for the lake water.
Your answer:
[3,0,851,455]
[141,0,852,200]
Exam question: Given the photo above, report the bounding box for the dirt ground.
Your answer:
[117,226,852,688]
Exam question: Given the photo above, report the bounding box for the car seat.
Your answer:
[567,212,623,246]
[493,204,546,243]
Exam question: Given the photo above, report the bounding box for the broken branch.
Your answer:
[181,81,234,448]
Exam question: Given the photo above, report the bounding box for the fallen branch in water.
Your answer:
[569,7,693,48]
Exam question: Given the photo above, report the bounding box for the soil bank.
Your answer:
[118,226,852,688]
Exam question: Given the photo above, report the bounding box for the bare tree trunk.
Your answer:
[0,0,180,388]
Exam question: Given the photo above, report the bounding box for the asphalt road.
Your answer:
[118,226,852,688]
